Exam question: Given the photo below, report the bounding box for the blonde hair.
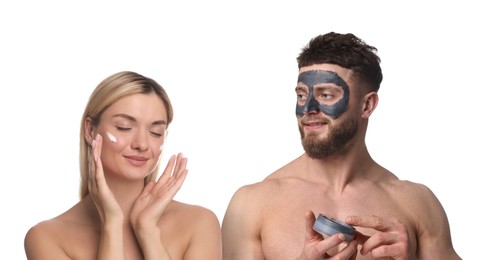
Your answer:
[79,71,174,199]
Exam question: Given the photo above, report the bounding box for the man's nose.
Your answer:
[304,97,320,114]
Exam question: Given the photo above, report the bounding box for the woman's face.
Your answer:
[96,92,168,181]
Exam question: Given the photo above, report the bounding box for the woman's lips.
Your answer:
[124,155,148,166]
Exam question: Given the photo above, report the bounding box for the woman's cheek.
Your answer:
[106,131,118,143]
[153,142,163,156]
[104,131,127,150]
[152,141,164,159]
[99,131,124,168]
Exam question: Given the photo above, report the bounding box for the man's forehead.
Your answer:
[299,63,346,72]
[298,70,349,86]
[298,70,340,79]
[299,67,357,88]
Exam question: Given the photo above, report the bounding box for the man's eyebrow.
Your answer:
[314,84,343,90]
[295,84,308,91]
[295,83,341,90]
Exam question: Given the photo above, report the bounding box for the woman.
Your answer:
[25,71,222,259]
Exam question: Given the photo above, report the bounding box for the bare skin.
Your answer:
[222,64,460,259]
[25,93,222,259]
[24,193,220,259]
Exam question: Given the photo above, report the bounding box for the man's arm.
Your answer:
[222,186,265,260]
[413,184,461,260]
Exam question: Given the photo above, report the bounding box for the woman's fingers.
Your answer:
[89,134,107,190]
[157,153,187,182]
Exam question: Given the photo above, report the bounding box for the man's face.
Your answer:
[295,64,358,159]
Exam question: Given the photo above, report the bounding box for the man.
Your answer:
[221,32,461,259]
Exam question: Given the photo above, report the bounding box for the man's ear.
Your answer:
[84,117,96,144]
[362,92,378,119]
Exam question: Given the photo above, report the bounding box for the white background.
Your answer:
[1,1,487,259]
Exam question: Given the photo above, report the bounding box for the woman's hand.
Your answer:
[89,133,124,225]
[130,153,188,233]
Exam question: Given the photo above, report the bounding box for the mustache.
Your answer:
[299,115,331,125]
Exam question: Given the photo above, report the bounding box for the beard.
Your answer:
[299,118,358,159]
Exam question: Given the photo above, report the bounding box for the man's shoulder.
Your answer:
[384,178,433,196]
[237,166,299,192]
[379,177,443,214]
[228,156,306,205]
[231,176,304,210]
[233,177,279,197]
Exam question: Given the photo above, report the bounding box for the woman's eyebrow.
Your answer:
[152,120,167,126]
[113,113,167,126]
[112,113,136,121]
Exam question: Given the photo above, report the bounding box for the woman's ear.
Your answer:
[84,117,96,144]
[362,92,379,118]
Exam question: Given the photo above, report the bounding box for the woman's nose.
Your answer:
[131,130,149,151]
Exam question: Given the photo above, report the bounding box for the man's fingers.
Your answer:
[304,210,319,239]
[346,215,390,231]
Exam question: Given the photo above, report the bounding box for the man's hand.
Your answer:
[346,215,415,259]
[298,210,358,259]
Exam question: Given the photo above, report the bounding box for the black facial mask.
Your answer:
[295,70,350,119]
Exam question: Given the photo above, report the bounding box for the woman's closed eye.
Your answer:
[150,131,163,137]
[149,126,166,137]
[116,126,132,131]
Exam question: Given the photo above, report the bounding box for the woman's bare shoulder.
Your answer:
[25,218,57,242]
[24,214,78,259]
[25,206,80,241]
[25,201,94,251]
[163,201,221,241]
[167,200,219,224]
[166,202,222,258]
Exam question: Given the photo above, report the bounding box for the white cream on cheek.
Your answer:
[107,131,117,143]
